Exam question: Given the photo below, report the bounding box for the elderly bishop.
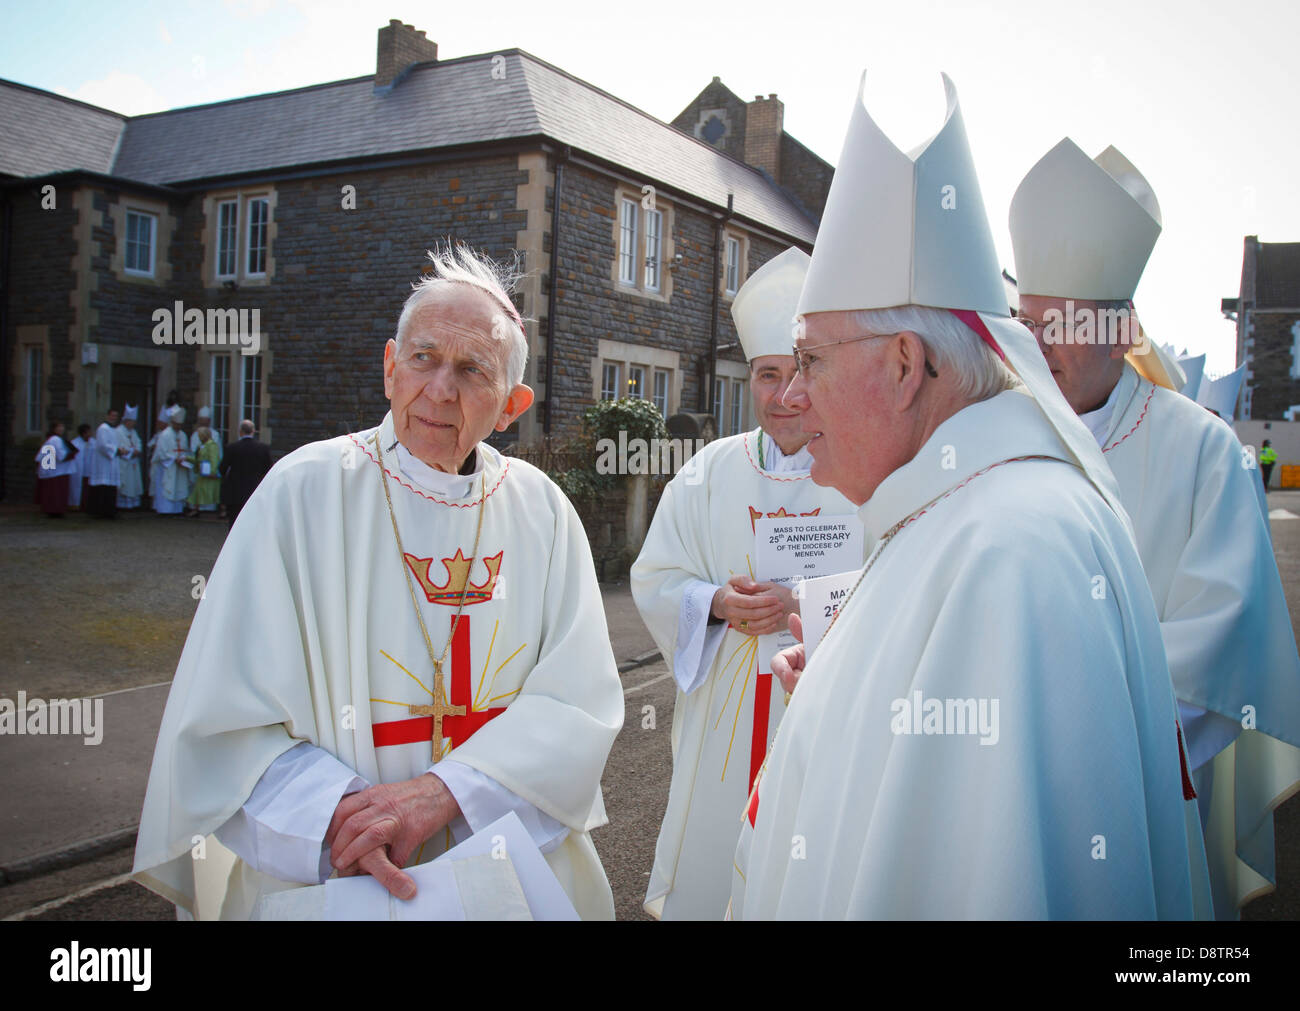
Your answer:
[731,74,1208,919]
[1010,140,1300,918]
[133,245,624,919]
[631,248,859,919]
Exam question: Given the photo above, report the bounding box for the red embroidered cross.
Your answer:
[371,615,508,756]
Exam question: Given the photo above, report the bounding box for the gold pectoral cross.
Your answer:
[408,663,467,762]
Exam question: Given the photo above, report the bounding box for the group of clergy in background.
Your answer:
[35,402,235,520]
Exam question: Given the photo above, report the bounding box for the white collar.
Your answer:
[395,441,485,498]
[758,430,814,474]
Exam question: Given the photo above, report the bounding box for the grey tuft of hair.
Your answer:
[395,242,530,389]
[847,306,1018,402]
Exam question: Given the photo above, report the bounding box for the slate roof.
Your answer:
[0,81,125,179]
[4,51,817,242]
[1256,242,1300,309]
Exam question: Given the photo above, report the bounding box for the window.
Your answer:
[601,362,622,400]
[725,236,741,296]
[125,210,156,275]
[212,355,232,437]
[730,379,745,435]
[628,365,645,399]
[241,355,263,431]
[216,201,238,278]
[246,197,269,276]
[644,209,662,292]
[26,347,43,432]
[713,377,724,432]
[619,199,638,285]
[653,369,670,417]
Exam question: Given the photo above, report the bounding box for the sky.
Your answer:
[4,0,1297,375]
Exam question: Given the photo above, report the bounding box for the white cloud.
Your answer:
[66,71,169,116]
[158,21,172,45]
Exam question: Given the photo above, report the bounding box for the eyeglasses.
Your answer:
[792,332,938,378]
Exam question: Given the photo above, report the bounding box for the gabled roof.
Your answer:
[13,51,817,242]
[1256,242,1300,309]
[0,80,125,179]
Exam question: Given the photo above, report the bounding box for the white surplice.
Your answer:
[133,412,624,919]
[731,389,1202,919]
[88,422,120,487]
[1089,362,1300,917]
[117,426,144,507]
[631,429,859,919]
[152,426,190,514]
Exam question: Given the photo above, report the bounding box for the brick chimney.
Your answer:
[744,94,783,180]
[375,20,438,90]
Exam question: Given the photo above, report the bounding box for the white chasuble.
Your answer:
[117,427,144,504]
[133,412,623,919]
[153,426,192,509]
[731,390,1203,919]
[1096,362,1300,918]
[632,429,859,919]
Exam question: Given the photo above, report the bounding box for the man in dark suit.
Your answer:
[219,420,272,528]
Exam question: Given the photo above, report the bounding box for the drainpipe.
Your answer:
[706,193,734,417]
[0,193,11,502]
[544,145,570,435]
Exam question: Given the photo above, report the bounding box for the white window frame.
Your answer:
[730,378,745,436]
[644,209,662,292]
[725,236,741,296]
[618,199,638,285]
[216,200,239,279]
[26,346,43,433]
[628,364,646,399]
[601,361,622,400]
[245,196,270,278]
[713,376,724,432]
[652,369,670,417]
[240,354,264,432]
[211,354,233,438]
[124,209,156,277]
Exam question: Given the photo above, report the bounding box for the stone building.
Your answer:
[1223,235,1300,420]
[0,19,830,502]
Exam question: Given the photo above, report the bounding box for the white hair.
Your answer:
[838,306,1018,402]
[395,243,530,389]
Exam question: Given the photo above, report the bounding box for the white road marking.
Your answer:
[3,870,137,921]
[623,671,672,697]
[1268,509,1299,520]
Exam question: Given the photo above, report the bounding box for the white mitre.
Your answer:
[123,403,138,421]
[1009,139,1182,391]
[798,71,1130,532]
[169,406,186,424]
[730,246,810,361]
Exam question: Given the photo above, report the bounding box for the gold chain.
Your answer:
[371,433,487,676]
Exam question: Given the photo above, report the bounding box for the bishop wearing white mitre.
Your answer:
[730,73,1209,919]
[1010,140,1300,919]
[631,248,859,919]
[133,245,624,919]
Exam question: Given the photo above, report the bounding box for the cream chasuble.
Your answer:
[133,412,623,919]
[1094,362,1300,917]
[731,390,1202,919]
[632,429,859,919]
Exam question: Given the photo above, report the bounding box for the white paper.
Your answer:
[797,569,864,661]
[252,811,573,920]
[753,515,864,671]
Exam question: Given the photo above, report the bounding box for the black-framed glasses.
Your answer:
[792,332,937,378]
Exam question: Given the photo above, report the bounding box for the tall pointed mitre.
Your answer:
[1010,139,1181,390]
[123,403,139,421]
[798,72,1130,532]
[731,246,811,360]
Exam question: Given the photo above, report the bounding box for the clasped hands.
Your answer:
[324,772,460,899]
[711,574,806,695]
